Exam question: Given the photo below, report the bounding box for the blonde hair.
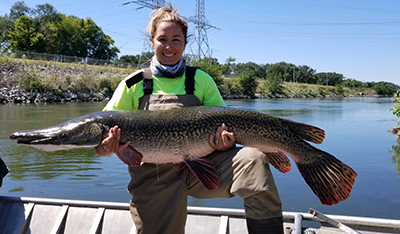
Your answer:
[147,4,188,43]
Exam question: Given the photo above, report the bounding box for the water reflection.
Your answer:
[1,102,105,183]
[391,140,400,177]
[4,144,101,181]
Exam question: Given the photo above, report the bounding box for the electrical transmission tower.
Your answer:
[124,0,166,10]
[123,1,166,67]
[189,0,218,61]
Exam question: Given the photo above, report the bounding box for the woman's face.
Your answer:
[151,21,186,66]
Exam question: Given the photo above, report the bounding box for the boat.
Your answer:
[0,195,400,234]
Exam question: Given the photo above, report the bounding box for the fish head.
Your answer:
[9,114,108,151]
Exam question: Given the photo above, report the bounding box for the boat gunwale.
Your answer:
[1,195,400,230]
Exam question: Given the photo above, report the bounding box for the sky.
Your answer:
[0,0,399,84]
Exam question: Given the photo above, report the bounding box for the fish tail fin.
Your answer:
[185,158,219,190]
[283,119,325,144]
[264,151,291,173]
[296,149,357,205]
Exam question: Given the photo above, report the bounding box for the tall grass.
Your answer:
[0,56,135,95]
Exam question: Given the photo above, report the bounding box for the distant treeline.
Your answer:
[115,54,399,97]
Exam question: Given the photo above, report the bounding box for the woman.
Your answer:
[95,5,283,234]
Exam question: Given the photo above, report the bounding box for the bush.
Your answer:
[261,72,283,95]
[237,69,258,96]
[373,82,398,96]
[19,66,54,91]
[391,91,400,124]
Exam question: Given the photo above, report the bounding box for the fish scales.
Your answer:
[9,106,357,205]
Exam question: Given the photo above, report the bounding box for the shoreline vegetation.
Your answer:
[0,57,392,104]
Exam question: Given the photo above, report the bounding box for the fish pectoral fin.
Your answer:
[264,151,291,173]
[283,119,325,144]
[184,158,219,190]
[116,145,143,167]
[296,151,357,206]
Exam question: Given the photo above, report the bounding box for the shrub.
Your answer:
[262,72,283,95]
[391,91,400,124]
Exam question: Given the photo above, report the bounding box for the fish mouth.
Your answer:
[10,132,58,145]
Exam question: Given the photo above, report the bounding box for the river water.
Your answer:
[1,98,399,219]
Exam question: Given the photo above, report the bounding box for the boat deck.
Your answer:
[1,196,400,234]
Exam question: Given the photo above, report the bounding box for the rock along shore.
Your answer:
[0,86,110,104]
[0,61,122,103]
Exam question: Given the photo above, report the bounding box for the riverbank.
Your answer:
[0,58,131,103]
[0,58,379,103]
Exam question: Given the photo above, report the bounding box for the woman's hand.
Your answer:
[95,126,130,157]
[209,123,236,151]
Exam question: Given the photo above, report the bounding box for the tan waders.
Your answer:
[127,93,283,234]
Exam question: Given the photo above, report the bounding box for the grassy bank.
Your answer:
[0,56,377,99]
[0,56,133,96]
[282,82,376,97]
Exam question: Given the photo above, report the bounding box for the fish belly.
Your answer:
[136,142,215,164]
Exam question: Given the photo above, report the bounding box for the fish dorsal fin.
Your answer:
[264,151,291,173]
[282,119,325,144]
[116,145,143,167]
[184,157,219,190]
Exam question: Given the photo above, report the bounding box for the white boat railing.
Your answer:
[1,195,400,234]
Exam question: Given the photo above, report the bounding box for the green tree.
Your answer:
[314,72,345,86]
[1,1,31,48]
[266,62,295,82]
[7,15,45,52]
[3,2,119,60]
[372,82,398,96]
[191,57,224,91]
[262,72,284,95]
[83,18,119,60]
[32,3,60,23]
[391,91,400,125]
[47,14,87,56]
[237,69,258,96]
[32,3,61,49]
[390,140,400,176]
[296,65,316,84]
[342,78,363,88]
[233,62,265,79]
[9,1,30,21]
[115,54,141,66]
[0,16,8,49]
[221,57,235,75]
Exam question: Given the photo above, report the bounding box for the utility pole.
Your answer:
[326,73,329,86]
[292,67,296,83]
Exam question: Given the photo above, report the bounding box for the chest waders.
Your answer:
[125,66,201,110]
[124,67,283,234]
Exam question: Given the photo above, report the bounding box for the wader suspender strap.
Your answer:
[184,66,197,95]
[125,67,198,95]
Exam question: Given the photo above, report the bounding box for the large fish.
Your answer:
[10,106,357,205]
